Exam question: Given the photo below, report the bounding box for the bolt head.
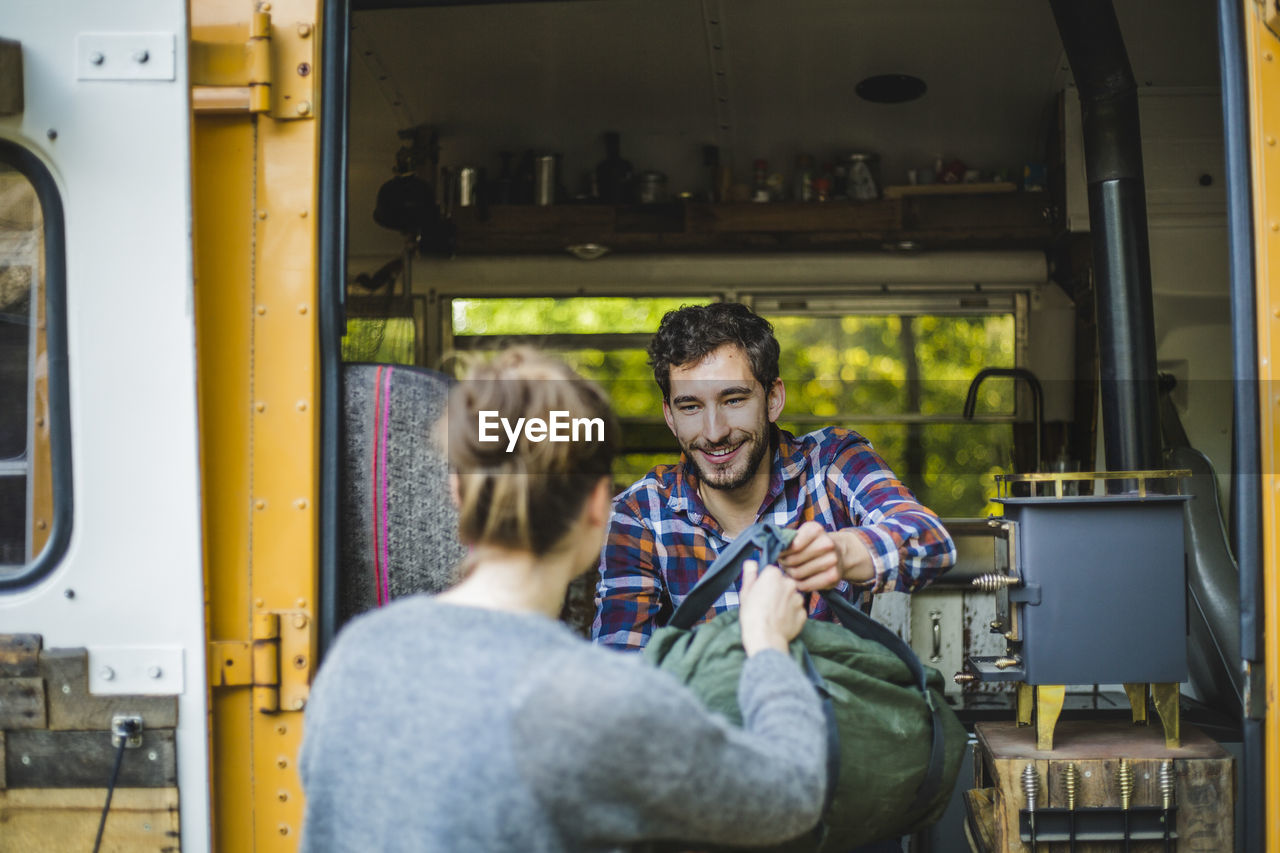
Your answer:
[133,49,150,64]
[296,101,312,116]
[90,51,105,65]
[147,665,163,679]
[99,666,115,681]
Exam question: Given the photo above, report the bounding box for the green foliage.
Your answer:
[341,317,415,365]
[450,297,1017,516]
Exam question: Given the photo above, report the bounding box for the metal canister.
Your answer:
[636,171,668,204]
[456,166,478,207]
[846,152,881,201]
[534,155,557,206]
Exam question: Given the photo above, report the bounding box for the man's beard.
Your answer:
[684,424,772,492]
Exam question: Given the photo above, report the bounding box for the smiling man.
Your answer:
[592,302,956,651]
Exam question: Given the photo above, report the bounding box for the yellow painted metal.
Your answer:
[1244,2,1280,845]
[1122,682,1148,725]
[30,190,50,558]
[193,0,321,845]
[1034,684,1065,751]
[1015,682,1033,727]
[1150,682,1180,749]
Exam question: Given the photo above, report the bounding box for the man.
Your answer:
[592,302,956,651]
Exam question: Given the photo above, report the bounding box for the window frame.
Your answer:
[0,138,72,590]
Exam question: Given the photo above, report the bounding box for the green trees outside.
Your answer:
[449,296,1018,516]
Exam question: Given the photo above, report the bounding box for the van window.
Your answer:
[0,150,65,579]
[761,307,1017,516]
[450,295,712,485]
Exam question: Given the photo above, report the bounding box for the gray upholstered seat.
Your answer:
[339,363,465,623]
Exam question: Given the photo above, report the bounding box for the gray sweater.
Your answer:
[299,596,827,852]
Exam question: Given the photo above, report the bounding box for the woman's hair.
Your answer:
[446,347,619,556]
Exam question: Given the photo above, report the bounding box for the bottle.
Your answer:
[793,154,814,202]
[596,131,634,204]
[751,159,770,203]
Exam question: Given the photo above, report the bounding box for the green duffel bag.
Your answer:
[644,522,967,852]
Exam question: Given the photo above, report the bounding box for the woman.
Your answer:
[299,349,828,852]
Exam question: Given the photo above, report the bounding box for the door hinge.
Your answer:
[191,10,314,119]
[209,610,313,713]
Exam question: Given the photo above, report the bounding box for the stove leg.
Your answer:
[1152,682,1181,748]
[1017,682,1034,727]
[1036,684,1066,751]
[1123,682,1149,725]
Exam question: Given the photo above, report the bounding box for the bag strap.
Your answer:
[667,524,796,630]
[669,521,945,815]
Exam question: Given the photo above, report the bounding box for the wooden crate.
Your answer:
[973,720,1234,852]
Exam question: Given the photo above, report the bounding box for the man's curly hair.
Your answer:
[647,303,780,400]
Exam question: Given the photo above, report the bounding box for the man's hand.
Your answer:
[777,521,875,592]
[739,559,807,656]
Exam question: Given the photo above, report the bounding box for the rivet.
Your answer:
[46,128,57,141]
[1272,222,1280,232]
[255,402,266,413]
[296,401,308,411]
[296,598,307,609]
[255,598,265,608]
[258,209,268,220]
[297,23,312,37]
[296,101,312,116]
[260,2,271,10]
[61,684,71,694]
[1084,770,1093,778]
[298,304,309,314]
[1267,52,1275,62]
[1269,137,1278,147]
[147,666,163,679]
[295,498,308,510]
[277,756,289,769]
[300,210,309,218]
[99,666,115,681]
[278,790,290,802]
[292,697,306,710]
[276,723,288,735]
[89,52,105,66]
[255,499,266,510]
[133,49,149,64]
[148,751,158,761]
[20,755,31,766]
[34,416,44,427]
[256,304,267,315]
[293,613,308,629]
[293,654,307,669]
[63,589,75,600]
[278,823,291,836]
[36,519,47,530]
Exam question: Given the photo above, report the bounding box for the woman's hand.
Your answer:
[738,560,808,656]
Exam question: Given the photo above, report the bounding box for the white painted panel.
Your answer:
[0,2,208,851]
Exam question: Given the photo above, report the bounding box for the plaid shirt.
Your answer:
[591,427,956,651]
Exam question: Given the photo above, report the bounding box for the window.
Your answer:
[756,295,1020,517]
[449,295,712,485]
[0,141,70,585]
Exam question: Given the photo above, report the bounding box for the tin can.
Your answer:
[535,155,557,206]
[636,171,667,204]
[457,166,478,208]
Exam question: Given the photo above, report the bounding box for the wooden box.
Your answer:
[969,720,1234,852]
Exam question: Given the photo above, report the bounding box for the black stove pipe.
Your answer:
[1049,0,1163,473]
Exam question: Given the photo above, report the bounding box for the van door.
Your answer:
[0,2,210,850]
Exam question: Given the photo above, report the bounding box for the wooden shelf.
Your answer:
[449,192,1056,255]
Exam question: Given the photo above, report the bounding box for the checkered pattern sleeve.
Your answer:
[826,438,956,593]
[591,496,663,651]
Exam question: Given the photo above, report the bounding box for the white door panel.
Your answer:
[1,2,208,850]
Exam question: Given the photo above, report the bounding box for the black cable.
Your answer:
[91,738,127,853]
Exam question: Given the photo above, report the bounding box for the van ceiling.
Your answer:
[347,0,1222,257]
